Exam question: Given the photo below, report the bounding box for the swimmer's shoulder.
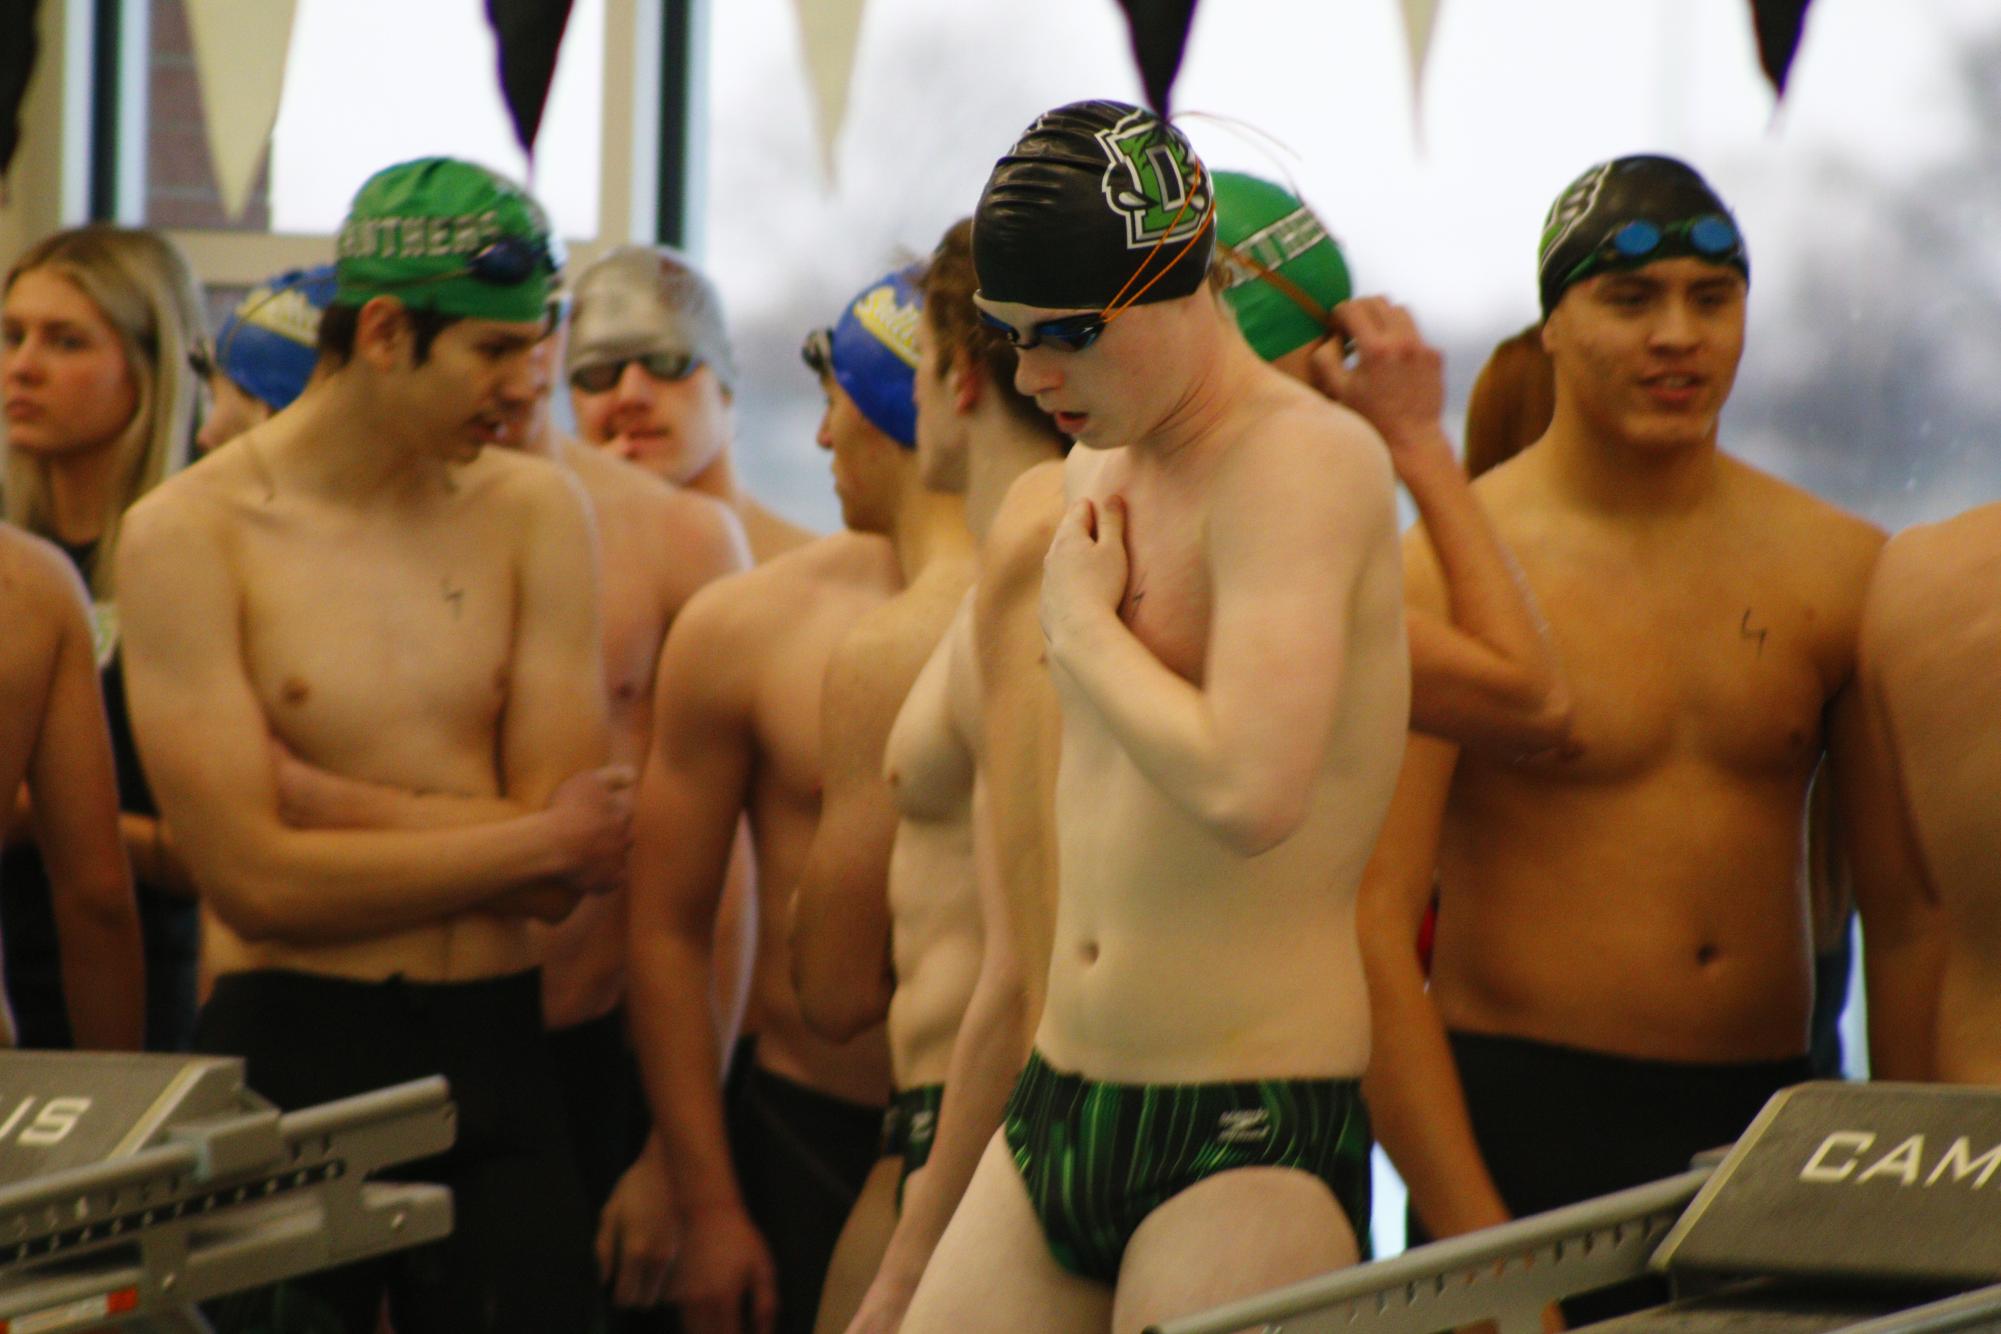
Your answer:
[986,461,1066,583]
[0,525,86,632]
[561,438,751,588]
[673,530,897,652]
[1722,457,1884,610]
[1866,501,2001,643]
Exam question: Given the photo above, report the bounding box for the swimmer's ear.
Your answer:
[949,348,980,414]
[354,297,413,371]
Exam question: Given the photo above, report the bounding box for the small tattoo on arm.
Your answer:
[442,578,465,619]
[1739,608,1767,657]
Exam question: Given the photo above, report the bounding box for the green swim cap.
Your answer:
[1214,172,1351,361]
[334,157,558,324]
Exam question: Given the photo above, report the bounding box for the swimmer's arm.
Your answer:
[1844,595,1946,1081]
[1361,530,1510,1238]
[1312,301,1570,755]
[627,593,759,1217]
[1398,442,1570,752]
[23,547,144,1050]
[972,463,1064,1018]
[790,609,915,1041]
[118,492,623,944]
[1044,433,1385,856]
[1358,732,1513,1238]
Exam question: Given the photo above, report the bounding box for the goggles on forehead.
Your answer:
[1564,213,1743,292]
[373,233,563,299]
[462,233,562,285]
[569,350,701,394]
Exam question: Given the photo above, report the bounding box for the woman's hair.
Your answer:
[920,218,1067,447]
[4,226,205,598]
[1464,323,1556,479]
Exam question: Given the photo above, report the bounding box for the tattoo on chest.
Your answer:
[1120,578,1147,623]
[1739,607,1768,657]
[442,578,465,619]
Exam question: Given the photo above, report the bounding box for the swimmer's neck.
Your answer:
[1131,326,1264,470]
[283,373,465,501]
[965,410,1064,545]
[885,476,974,582]
[1540,403,1724,516]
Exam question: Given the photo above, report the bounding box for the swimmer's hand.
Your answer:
[547,763,637,898]
[597,1146,679,1308]
[1311,297,1455,477]
[669,1200,779,1334]
[1041,495,1130,653]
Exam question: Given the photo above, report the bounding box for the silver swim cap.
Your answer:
[566,244,738,392]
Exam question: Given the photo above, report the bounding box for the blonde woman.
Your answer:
[1,224,205,1050]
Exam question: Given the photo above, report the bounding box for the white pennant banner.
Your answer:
[184,0,300,220]
[792,0,868,183]
[1399,0,1442,143]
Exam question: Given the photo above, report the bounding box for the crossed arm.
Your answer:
[117,474,622,944]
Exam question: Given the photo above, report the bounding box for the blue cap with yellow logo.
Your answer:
[801,267,923,449]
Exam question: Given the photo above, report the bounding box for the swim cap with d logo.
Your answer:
[974,100,1214,312]
[1537,154,1749,318]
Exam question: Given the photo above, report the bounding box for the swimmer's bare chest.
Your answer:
[237,513,517,793]
[1079,459,1212,685]
[1505,527,1834,785]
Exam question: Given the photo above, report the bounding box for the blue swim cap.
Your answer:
[215,265,337,410]
[803,267,923,449]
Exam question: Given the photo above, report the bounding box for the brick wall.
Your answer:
[145,0,270,230]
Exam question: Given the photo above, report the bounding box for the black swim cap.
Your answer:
[1537,154,1750,317]
[974,99,1214,311]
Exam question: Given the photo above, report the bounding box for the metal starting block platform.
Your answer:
[0,1050,455,1332]
[1156,1082,2001,1334]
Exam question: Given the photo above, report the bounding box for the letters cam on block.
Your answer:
[1653,1082,2001,1288]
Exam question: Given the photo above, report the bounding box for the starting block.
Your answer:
[1153,1082,2001,1334]
[0,1050,455,1332]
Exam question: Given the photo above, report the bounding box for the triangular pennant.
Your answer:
[486,0,576,156]
[1748,0,1815,99]
[1400,0,1441,142]
[1113,0,1199,115]
[1,0,39,183]
[792,0,868,182]
[184,0,299,220]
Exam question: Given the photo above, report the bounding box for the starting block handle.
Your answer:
[1834,1282,2001,1334]
[1150,1168,1709,1334]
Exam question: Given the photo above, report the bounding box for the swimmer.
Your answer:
[901,100,1406,1334]
[569,245,816,559]
[1358,154,1895,1326]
